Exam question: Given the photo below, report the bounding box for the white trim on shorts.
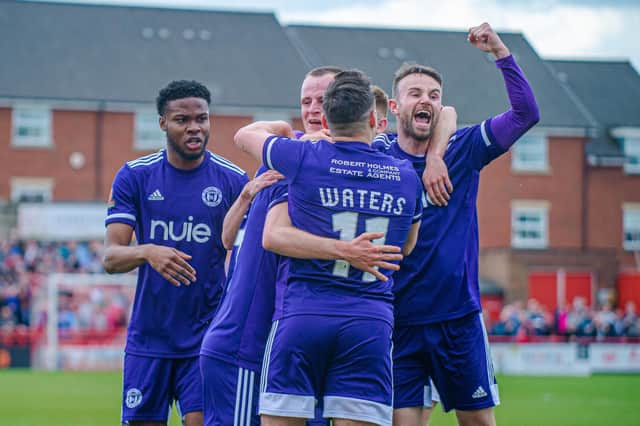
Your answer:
[258,320,316,418]
[479,313,500,407]
[423,378,441,408]
[259,392,316,418]
[324,395,392,426]
[260,320,279,394]
[234,367,256,426]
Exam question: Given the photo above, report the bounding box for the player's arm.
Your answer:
[262,203,403,282]
[221,170,284,250]
[299,128,332,141]
[234,121,296,163]
[423,106,457,206]
[402,221,421,256]
[103,223,196,287]
[469,23,540,150]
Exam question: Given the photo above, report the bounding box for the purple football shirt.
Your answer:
[263,137,423,325]
[106,149,248,357]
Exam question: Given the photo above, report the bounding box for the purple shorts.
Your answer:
[121,353,202,423]
[200,355,328,426]
[200,356,259,426]
[260,315,393,426]
[393,312,499,412]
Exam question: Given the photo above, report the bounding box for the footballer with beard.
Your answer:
[373,23,540,426]
[103,80,248,426]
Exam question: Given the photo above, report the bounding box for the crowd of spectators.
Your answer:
[2,234,640,343]
[0,236,109,335]
[488,297,640,340]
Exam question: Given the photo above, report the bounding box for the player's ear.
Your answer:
[321,114,329,130]
[378,116,388,133]
[389,99,399,116]
[159,115,167,131]
[369,109,377,129]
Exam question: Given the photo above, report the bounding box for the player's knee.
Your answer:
[260,414,305,426]
[332,419,377,426]
[182,411,203,426]
[393,407,422,426]
[455,407,496,426]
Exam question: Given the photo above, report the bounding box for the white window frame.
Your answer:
[134,110,165,150]
[623,203,640,251]
[12,105,52,148]
[511,201,549,249]
[623,137,640,175]
[512,132,549,173]
[611,127,640,175]
[10,177,54,203]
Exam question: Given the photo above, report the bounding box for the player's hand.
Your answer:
[144,245,196,287]
[423,155,453,206]
[241,170,284,201]
[468,23,510,59]
[338,232,403,282]
[300,128,332,142]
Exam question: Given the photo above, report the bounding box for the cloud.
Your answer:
[279,0,640,69]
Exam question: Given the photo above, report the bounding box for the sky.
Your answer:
[41,0,640,70]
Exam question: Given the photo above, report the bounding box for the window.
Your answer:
[10,177,54,203]
[611,127,640,175]
[623,138,640,175]
[512,134,548,172]
[623,205,640,251]
[511,202,549,249]
[12,106,52,147]
[134,111,165,150]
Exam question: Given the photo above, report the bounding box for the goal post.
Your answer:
[32,273,137,371]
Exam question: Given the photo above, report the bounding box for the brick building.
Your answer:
[1,0,638,307]
[0,0,307,204]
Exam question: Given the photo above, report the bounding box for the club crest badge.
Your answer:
[125,388,143,408]
[202,186,222,207]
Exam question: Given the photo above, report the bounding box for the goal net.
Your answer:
[31,273,137,371]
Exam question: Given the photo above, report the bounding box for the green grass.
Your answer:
[430,375,640,426]
[0,370,639,425]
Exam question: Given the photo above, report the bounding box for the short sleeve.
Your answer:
[105,165,138,228]
[267,186,288,210]
[262,136,306,180]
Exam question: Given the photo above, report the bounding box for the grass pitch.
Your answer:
[0,370,639,425]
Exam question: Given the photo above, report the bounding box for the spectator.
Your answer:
[619,301,639,337]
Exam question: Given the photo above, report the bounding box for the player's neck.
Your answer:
[332,128,374,144]
[166,149,205,170]
[398,134,430,156]
[332,136,372,144]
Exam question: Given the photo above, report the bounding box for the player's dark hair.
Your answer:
[372,85,389,118]
[323,69,374,137]
[392,63,443,98]
[306,66,343,78]
[156,80,211,115]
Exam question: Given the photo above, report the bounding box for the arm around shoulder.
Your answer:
[234,121,295,163]
[263,203,403,281]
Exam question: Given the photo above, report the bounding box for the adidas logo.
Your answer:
[472,386,488,399]
[148,189,164,201]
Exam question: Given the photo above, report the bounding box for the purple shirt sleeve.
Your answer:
[489,54,540,150]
